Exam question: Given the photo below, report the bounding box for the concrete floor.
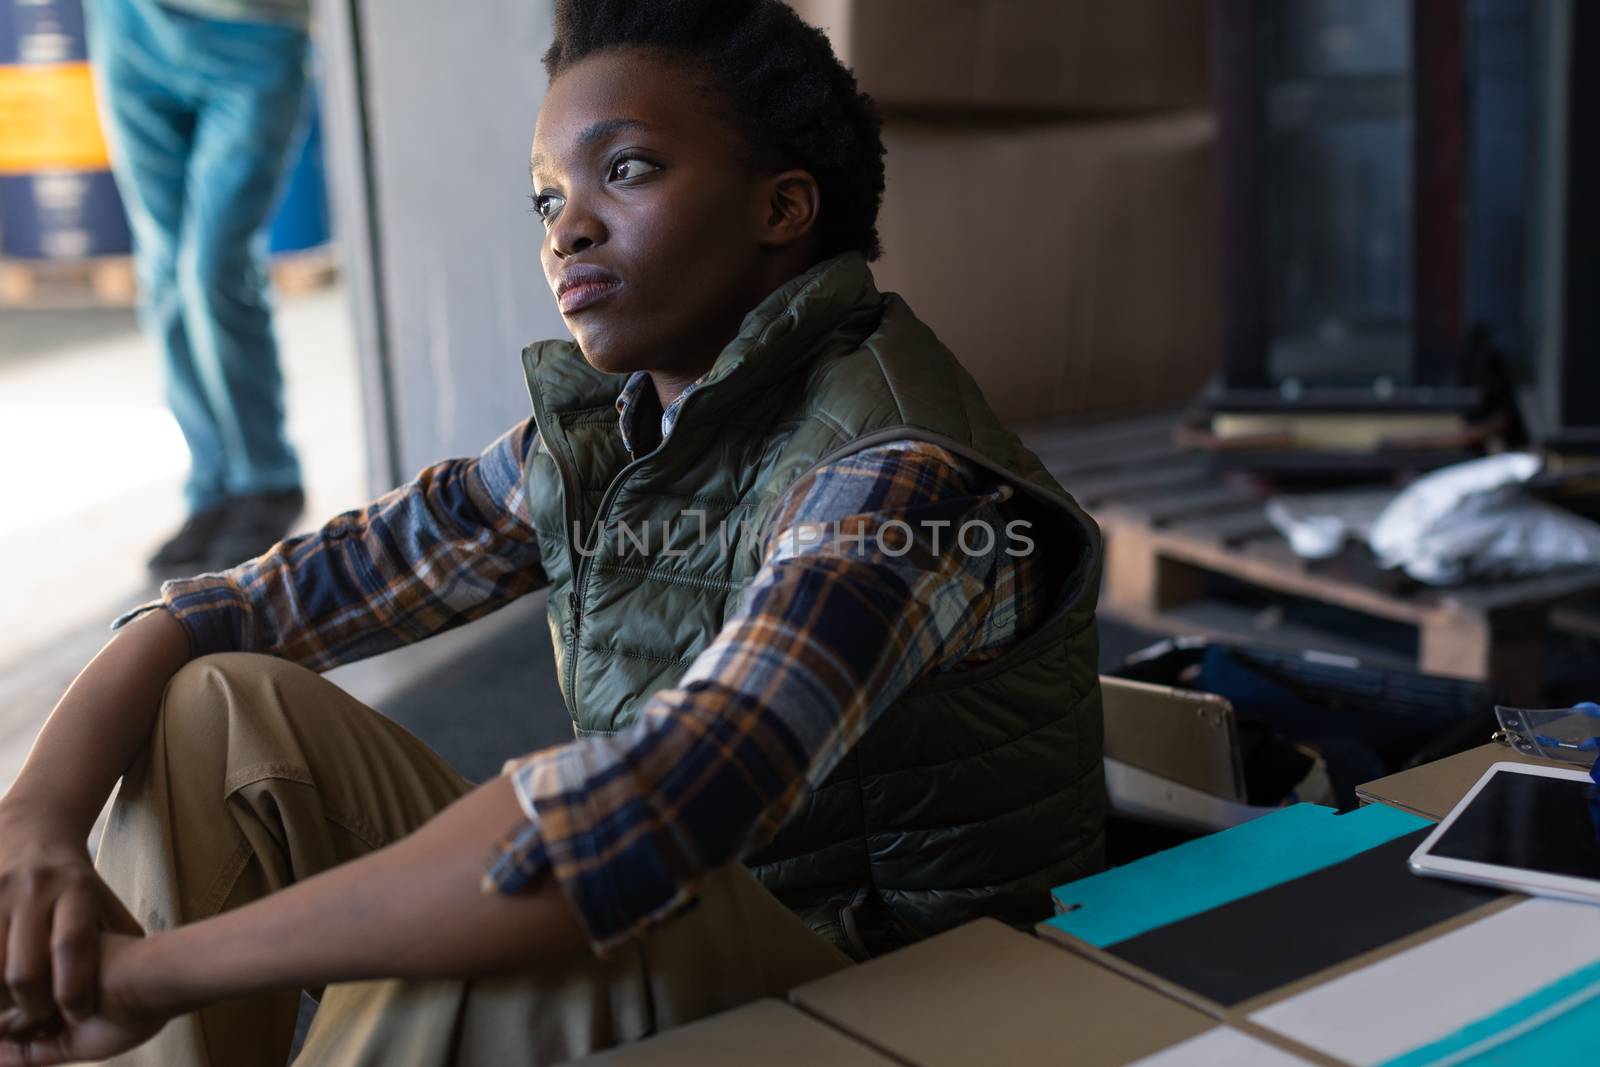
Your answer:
[0,290,349,787]
[2,290,364,656]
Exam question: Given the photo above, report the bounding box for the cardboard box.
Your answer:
[788,0,1212,115]
[790,918,1318,1066]
[870,112,1221,423]
[1033,751,1600,1064]
[1356,744,1549,820]
[1033,797,1600,1064]
[1033,800,1567,1066]
[568,999,895,1066]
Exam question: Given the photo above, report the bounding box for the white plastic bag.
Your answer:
[1367,453,1600,585]
[1265,489,1395,560]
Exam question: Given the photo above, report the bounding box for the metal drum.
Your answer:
[267,70,330,256]
[0,0,131,259]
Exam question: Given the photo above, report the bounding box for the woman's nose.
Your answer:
[550,201,605,258]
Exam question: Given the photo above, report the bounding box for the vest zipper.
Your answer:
[566,379,710,713]
[549,370,720,718]
[565,423,675,715]
[524,361,687,718]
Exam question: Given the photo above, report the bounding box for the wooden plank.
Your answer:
[1551,604,1600,641]
[1142,485,1261,528]
[1234,532,1308,572]
[1102,600,1418,672]
[1016,409,1591,700]
[270,247,339,294]
[1147,531,1432,625]
[1169,507,1275,546]
[1103,527,1207,617]
[1032,436,1182,480]
[1109,529,1559,694]
[1418,605,1545,703]
[0,251,335,308]
[0,256,136,308]
[1069,460,1211,510]
[1440,568,1600,614]
[1307,543,1414,598]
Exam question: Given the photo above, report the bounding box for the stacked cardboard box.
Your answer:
[790,0,1221,423]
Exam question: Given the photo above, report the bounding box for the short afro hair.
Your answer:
[543,0,887,263]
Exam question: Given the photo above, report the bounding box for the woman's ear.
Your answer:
[756,169,821,249]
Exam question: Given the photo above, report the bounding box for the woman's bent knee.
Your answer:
[157,653,315,757]
[165,652,311,714]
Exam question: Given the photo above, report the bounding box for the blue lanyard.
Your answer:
[1530,702,1600,761]
[1540,702,1600,786]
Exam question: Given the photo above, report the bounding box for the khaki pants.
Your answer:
[94,653,849,1066]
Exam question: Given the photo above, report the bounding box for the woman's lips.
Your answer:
[559,279,621,314]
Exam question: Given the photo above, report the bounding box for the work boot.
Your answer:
[205,487,306,571]
[147,504,231,573]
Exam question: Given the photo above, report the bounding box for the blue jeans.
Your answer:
[87,0,307,513]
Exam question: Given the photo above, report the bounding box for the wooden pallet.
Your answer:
[1013,411,1600,703]
[0,256,137,308]
[268,246,339,295]
[0,248,338,308]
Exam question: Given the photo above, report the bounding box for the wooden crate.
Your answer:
[268,246,339,295]
[0,256,136,308]
[1013,412,1600,703]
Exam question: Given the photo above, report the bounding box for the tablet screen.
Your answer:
[1429,770,1600,880]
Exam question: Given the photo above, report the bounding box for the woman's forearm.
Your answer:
[2,609,191,836]
[125,776,588,1016]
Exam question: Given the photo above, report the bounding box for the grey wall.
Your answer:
[313,0,569,741]
[319,0,567,490]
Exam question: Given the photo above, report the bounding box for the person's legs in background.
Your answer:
[173,12,309,570]
[89,0,309,574]
[89,0,235,568]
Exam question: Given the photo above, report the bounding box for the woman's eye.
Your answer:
[610,157,660,181]
[532,194,563,226]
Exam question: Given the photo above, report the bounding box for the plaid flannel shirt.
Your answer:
[113,371,1060,954]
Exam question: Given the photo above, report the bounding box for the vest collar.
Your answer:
[613,367,716,459]
[686,251,878,409]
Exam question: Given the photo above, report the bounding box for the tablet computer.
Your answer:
[1409,761,1600,904]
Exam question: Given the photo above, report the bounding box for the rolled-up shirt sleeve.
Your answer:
[481,441,1033,956]
[110,418,547,671]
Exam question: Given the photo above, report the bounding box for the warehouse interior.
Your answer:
[2,0,1600,1064]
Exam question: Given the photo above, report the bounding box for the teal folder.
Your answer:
[1047,802,1432,948]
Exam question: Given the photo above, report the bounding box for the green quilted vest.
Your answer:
[519,252,1106,957]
